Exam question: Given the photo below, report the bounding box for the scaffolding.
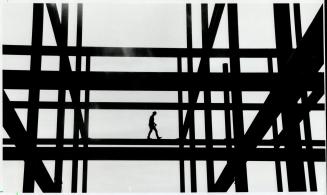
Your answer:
[2,3,326,192]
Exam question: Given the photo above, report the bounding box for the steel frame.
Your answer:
[2,3,326,192]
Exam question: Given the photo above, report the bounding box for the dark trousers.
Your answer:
[147,125,160,138]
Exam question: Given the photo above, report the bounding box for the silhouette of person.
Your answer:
[147,111,161,139]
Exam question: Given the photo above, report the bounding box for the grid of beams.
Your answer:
[2,3,325,192]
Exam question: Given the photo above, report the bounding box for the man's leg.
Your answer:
[147,127,153,139]
[153,127,161,139]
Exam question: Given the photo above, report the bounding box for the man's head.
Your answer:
[153,111,157,116]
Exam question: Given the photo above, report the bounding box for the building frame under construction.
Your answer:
[2,2,326,192]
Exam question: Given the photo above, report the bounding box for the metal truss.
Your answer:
[2,3,326,192]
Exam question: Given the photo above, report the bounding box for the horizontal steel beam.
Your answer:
[3,146,325,161]
[3,45,283,57]
[3,138,325,146]
[7,101,325,110]
[3,71,323,91]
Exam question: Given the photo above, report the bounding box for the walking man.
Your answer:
[147,111,161,139]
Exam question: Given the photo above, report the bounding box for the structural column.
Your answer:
[72,4,84,192]
[23,4,44,192]
[227,4,248,192]
[201,4,215,191]
[186,4,197,192]
[177,57,185,192]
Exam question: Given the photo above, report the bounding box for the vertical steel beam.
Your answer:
[82,56,90,193]
[227,4,248,192]
[72,3,83,192]
[201,4,214,192]
[186,4,197,192]
[223,63,232,149]
[267,57,283,192]
[177,57,185,192]
[54,4,69,192]
[23,4,44,192]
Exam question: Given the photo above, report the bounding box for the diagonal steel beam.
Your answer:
[294,4,317,191]
[48,4,68,192]
[181,4,225,139]
[274,4,305,191]
[47,4,88,192]
[212,5,324,191]
[3,92,57,192]
[46,4,87,140]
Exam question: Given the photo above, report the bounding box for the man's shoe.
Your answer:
[157,137,162,139]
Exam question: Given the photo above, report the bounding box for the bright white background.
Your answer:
[0,0,325,193]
